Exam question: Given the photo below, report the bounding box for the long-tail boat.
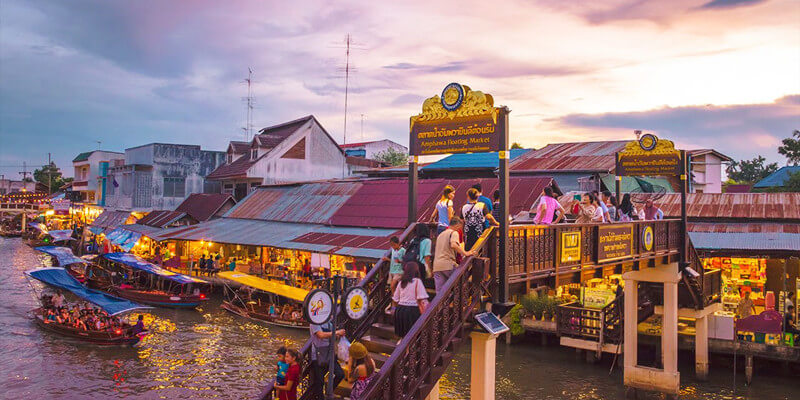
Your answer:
[92,252,209,308]
[24,267,150,345]
[217,271,309,329]
[35,246,88,283]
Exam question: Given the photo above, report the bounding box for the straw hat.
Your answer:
[349,341,367,359]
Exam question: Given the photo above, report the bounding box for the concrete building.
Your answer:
[105,143,225,212]
[71,150,125,205]
[208,115,380,200]
[340,139,407,160]
[0,179,37,195]
[688,149,732,194]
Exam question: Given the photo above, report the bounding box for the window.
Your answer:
[227,153,233,163]
[251,149,258,159]
[163,177,186,198]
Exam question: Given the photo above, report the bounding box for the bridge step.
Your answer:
[371,352,389,368]
[361,335,398,355]
[369,322,399,341]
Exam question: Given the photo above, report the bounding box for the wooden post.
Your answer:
[498,107,510,303]
[615,153,621,208]
[679,150,688,268]
[408,155,418,226]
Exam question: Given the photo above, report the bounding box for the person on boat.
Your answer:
[131,314,145,335]
[52,291,65,308]
[274,348,300,400]
[269,303,276,315]
[228,257,237,272]
[281,304,292,320]
[346,341,377,400]
[198,254,207,275]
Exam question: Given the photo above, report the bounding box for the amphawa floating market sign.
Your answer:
[617,134,681,177]
[409,83,506,156]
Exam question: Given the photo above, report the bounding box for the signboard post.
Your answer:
[408,83,510,302]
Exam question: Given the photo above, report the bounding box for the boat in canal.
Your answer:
[35,246,88,283]
[92,252,210,309]
[24,267,150,345]
[24,223,75,247]
[217,271,309,329]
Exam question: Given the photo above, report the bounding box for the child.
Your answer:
[381,236,405,312]
[275,346,289,388]
[275,348,300,400]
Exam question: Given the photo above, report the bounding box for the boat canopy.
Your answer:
[48,230,74,242]
[35,246,85,266]
[102,253,207,285]
[25,267,150,316]
[217,271,309,303]
[28,222,48,233]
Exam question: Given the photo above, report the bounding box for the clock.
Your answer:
[343,286,369,320]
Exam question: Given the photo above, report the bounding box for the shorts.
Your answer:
[388,273,402,284]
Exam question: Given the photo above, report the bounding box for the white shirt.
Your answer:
[392,278,428,306]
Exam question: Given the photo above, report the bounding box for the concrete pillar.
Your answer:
[745,355,753,385]
[425,381,440,400]
[470,331,496,400]
[695,315,709,380]
[663,281,679,376]
[623,280,638,370]
[21,212,27,232]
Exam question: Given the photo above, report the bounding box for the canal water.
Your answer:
[0,238,794,399]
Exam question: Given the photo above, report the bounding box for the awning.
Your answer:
[25,267,150,316]
[29,222,48,233]
[601,175,675,194]
[35,246,85,266]
[159,218,397,260]
[102,253,207,285]
[48,230,74,242]
[217,271,309,303]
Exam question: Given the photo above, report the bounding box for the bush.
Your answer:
[507,304,525,336]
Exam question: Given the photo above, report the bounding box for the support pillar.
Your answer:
[663,281,679,376]
[745,355,753,385]
[21,212,27,232]
[695,315,709,380]
[425,381,440,400]
[623,280,638,371]
[470,331,496,400]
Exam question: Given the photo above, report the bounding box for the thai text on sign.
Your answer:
[597,224,634,263]
[410,113,503,155]
[617,154,681,176]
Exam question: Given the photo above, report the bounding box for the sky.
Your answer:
[1,0,798,178]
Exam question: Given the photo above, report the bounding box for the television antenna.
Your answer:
[360,114,365,141]
[242,68,255,141]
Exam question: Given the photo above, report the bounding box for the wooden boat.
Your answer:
[217,271,309,329]
[35,246,88,283]
[95,253,210,309]
[24,267,151,346]
[32,308,146,345]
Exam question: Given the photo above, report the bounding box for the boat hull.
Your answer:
[221,301,308,329]
[114,287,207,309]
[33,312,144,346]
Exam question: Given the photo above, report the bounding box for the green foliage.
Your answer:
[372,147,408,167]
[781,172,800,192]
[520,293,543,318]
[507,304,525,336]
[726,156,778,184]
[778,130,800,166]
[510,142,524,150]
[33,162,70,193]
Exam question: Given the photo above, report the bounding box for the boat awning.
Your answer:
[158,218,397,260]
[102,253,207,285]
[217,271,309,302]
[48,230,74,242]
[35,246,85,266]
[25,267,150,316]
[28,222,48,233]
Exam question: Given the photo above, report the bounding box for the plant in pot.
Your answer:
[520,293,543,321]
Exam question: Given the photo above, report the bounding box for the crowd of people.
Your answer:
[40,292,145,335]
[535,188,664,225]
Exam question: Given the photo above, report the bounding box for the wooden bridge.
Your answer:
[258,219,719,400]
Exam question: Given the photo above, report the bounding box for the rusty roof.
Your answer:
[137,210,188,228]
[206,152,257,180]
[509,141,628,172]
[658,193,800,221]
[688,222,800,234]
[175,193,235,222]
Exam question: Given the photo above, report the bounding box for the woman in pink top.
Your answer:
[392,262,429,338]
[533,187,565,225]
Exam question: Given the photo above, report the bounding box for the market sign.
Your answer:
[640,225,655,253]
[617,134,681,177]
[560,231,581,264]
[597,224,634,263]
[409,83,505,156]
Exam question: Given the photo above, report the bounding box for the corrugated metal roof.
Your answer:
[90,211,134,233]
[689,232,800,252]
[510,141,628,172]
[137,210,186,228]
[688,222,800,234]
[175,193,235,221]
[159,218,394,259]
[422,149,531,170]
[330,179,444,229]
[658,193,800,220]
[119,223,170,240]
[226,181,363,224]
[753,166,800,188]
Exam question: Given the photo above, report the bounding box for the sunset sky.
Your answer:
[1,0,798,177]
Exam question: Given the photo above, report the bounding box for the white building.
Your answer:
[208,115,381,200]
[688,149,732,194]
[340,139,407,160]
[71,150,125,205]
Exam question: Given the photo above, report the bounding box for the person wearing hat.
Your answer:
[346,341,376,400]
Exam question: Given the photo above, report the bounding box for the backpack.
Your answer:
[402,237,421,264]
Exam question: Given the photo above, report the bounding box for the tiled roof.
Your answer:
[753,166,800,188]
[657,193,800,221]
[509,141,628,172]
[73,151,93,162]
[137,210,187,228]
[228,141,250,153]
[422,149,531,170]
[206,153,258,180]
[255,115,312,148]
[175,193,235,222]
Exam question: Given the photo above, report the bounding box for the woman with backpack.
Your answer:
[461,188,499,251]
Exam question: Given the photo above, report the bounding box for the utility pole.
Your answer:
[360,114,364,141]
[343,34,351,146]
[19,162,30,182]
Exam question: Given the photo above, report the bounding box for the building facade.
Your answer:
[0,179,37,195]
[688,149,732,194]
[105,143,225,212]
[340,139,407,160]
[71,150,125,205]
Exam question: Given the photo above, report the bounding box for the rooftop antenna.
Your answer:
[361,114,365,141]
[242,68,255,141]
[18,161,30,181]
[96,141,102,150]
[343,34,352,146]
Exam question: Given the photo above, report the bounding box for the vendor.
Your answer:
[736,291,756,319]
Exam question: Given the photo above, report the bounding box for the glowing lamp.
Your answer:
[115,329,122,335]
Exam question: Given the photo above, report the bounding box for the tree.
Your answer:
[778,130,800,166]
[510,142,523,149]
[373,147,408,167]
[33,162,70,193]
[726,156,778,184]
[781,171,800,192]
